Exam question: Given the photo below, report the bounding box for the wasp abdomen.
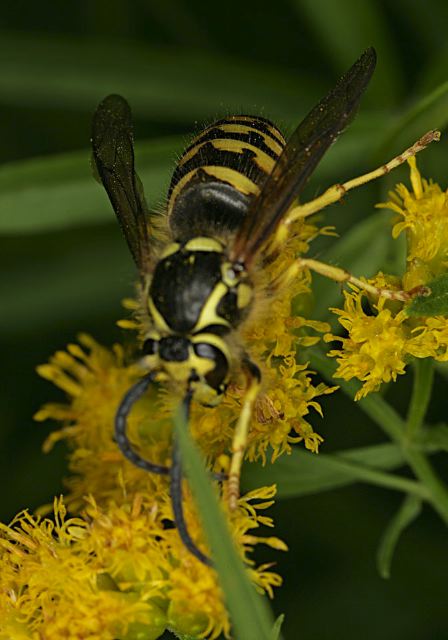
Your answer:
[167,115,286,241]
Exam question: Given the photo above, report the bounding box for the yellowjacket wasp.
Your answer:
[92,47,437,565]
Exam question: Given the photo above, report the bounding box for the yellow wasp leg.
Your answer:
[274,257,429,302]
[228,358,261,511]
[284,130,440,226]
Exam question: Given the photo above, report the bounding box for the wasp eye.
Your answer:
[194,342,215,359]
[142,338,157,355]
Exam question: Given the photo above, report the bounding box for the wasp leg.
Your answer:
[276,257,428,302]
[228,358,261,511]
[283,130,440,227]
[115,372,170,475]
[171,391,212,566]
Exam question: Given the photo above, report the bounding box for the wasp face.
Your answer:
[141,332,230,407]
[139,235,253,404]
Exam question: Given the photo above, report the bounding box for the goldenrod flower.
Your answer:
[0,497,167,640]
[327,159,448,398]
[326,281,413,400]
[378,157,448,289]
[0,489,284,639]
[31,336,286,638]
[10,209,336,637]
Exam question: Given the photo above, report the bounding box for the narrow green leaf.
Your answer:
[393,0,448,53]
[407,274,448,316]
[290,0,402,105]
[243,444,427,499]
[0,31,325,122]
[375,80,448,159]
[0,228,133,334]
[0,138,178,233]
[271,614,285,640]
[174,406,275,640]
[417,42,448,95]
[376,494,422,579]
[419,423,448,452]
[406,359,434,440]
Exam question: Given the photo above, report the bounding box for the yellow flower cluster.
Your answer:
[327,159,448,399]
[1,336,285,639]
[0,211,335,638]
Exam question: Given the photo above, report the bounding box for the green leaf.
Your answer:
[0,31,325,123]
[417,42,448,95]
[376,494,422,579]
[271,614,285,640]
[174,405,275,640]
[0,137,178,234]
[0,228,133,334]
[407,274,448,316]
[243,444,427,499]
[375,80,448,159]
[290,0,402,105]
[420,423,448,452]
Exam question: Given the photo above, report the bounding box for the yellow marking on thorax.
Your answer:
[159,242,181,259]
[192,281,231,333]
[184,237,224,253]
[147,296,171,333]
[237,283,252,309]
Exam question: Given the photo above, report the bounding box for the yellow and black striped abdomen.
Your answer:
[167,115,286,241]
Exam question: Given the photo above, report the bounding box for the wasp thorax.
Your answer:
[148,237,253,337]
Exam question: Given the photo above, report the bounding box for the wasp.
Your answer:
[92,47,438,566]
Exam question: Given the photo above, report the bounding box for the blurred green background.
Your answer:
[1,1,448,638]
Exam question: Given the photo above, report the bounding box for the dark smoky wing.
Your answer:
[92,94,151,273]
[230,47,377,266]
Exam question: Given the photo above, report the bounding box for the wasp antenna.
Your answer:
[115,373,170,475]
[171,392,213,567]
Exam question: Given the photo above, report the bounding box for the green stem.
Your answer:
[309,347,448,524]
[403,358,448,525]
[406,358,434,439]
[401,445,448,525]
[323,455,429,499]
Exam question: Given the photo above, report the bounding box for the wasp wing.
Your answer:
[230,47,377,266]
[92,94,151,274]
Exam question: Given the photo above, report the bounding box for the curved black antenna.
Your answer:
[115,372,170,475]
[170,390,213,566]
[115,372,227,482]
